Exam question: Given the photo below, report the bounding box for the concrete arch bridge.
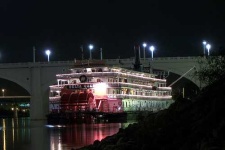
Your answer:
[0,56,203,120]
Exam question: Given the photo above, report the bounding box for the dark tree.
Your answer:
[195,56,225,86]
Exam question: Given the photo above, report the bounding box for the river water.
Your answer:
[0,117,134,150]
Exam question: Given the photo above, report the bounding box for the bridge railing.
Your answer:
[0,61,75,68]
[145,56,199,60]
[0,56,201,68]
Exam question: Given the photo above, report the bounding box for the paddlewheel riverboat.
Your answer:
[47,59,173,123]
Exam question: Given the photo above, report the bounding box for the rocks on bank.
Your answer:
[78,77,225,150]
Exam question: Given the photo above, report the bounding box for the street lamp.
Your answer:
[89,44,93,60]
[142,43,147,60]
[206,44,211,56]
[149,45,155,60]
[202,41,207,56]
[100,48,103,60]
[45,50,51,62]
[2,89,5,97]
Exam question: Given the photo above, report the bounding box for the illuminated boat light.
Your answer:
[56,72,165,82]
[45,125,66,128]
[107,94,172,100]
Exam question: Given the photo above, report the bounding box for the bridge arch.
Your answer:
[149,58,200,87]
[0,62,74,120]
[0,70,31,94]
[0,78,30,97]
[105,57,202,87]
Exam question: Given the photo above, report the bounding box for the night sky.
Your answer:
[0,0,225,63]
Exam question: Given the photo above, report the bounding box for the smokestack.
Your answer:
[80,45,84,60]
[133,45,142,71]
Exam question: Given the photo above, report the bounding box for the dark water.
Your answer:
[0,118,135,150]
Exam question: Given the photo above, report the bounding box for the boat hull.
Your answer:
[46,111,127,124]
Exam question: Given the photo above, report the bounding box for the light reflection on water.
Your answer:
[0,118,135,150]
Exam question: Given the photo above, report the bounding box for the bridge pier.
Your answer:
[30,67,49,120]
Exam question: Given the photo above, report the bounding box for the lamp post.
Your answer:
[45,50,51,62]
[149,45,155,60]
[202,41,207,56]
[80,45,84,60]
[206,44,211,56]
[89,44,93,60]
[142,43,147,61]
[2,89,5,97]
[33,46,36,63]
[100,48,103,60]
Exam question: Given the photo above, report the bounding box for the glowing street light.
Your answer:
[2,89,4,96]
[142,43,147,60]
[45,50,51,62]
[89,44,94,60]
[206,44,211,56]
[202,41,207,56]
[149,45,155,60]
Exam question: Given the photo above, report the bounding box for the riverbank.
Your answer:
[78,77,225,150]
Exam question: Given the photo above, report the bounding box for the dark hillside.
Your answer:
[79,77,225,150]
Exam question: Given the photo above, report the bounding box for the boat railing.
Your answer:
[108,82,153,89]
[107,94,172,100]
[56,71,166,82]
[157,87,172,90]
[49,93,172,103]
[108,82,170,91]
[49,97,61,102]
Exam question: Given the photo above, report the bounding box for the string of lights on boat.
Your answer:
[56,68,167,83]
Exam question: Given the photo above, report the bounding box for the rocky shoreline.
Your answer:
[78,77,225,150]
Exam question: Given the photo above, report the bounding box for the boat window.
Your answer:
[98,68,102,72]
[109,78,113,82]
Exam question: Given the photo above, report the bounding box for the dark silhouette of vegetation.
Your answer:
[195,56,225,86]
[78,76,225,150]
